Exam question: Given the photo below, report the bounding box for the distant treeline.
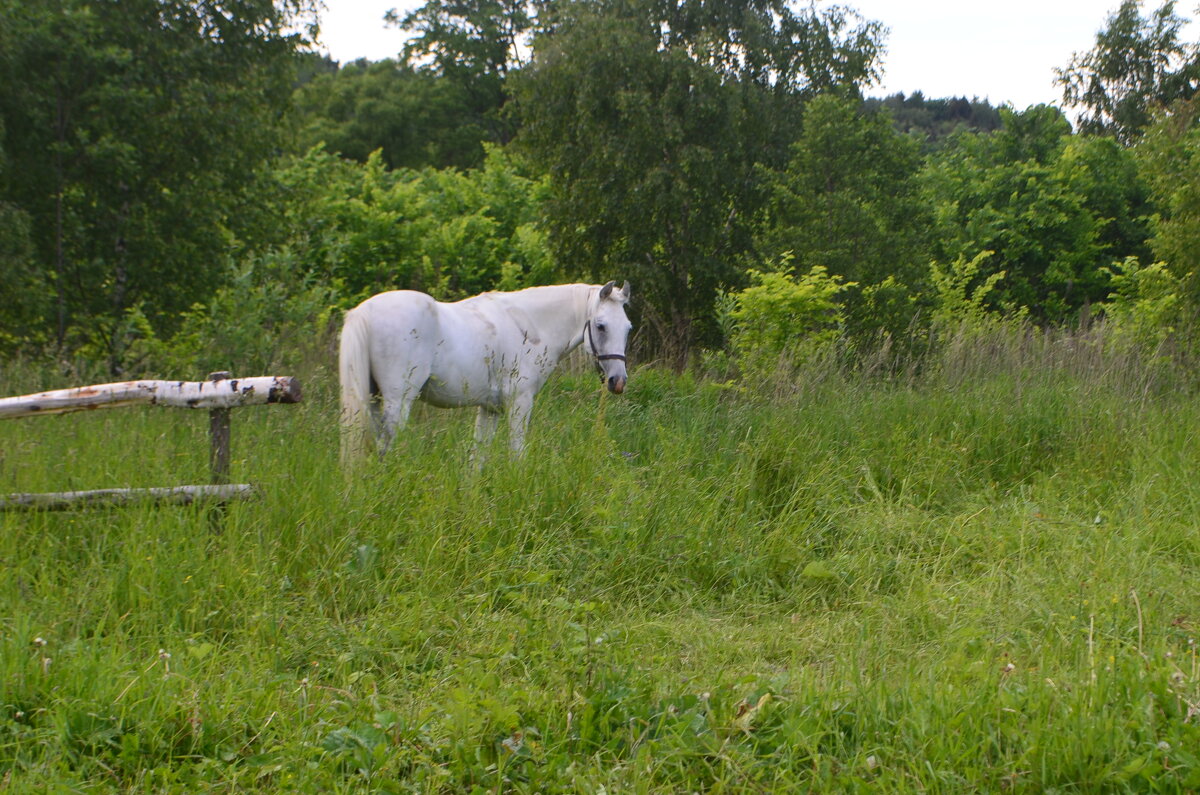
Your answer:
[864,93,1004,145]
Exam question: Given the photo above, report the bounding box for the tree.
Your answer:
[389,0,534,147]
[1135,96,1200,299]
[1056,0,1200,144]
[922,106,1150,320]
[0,0,316,367]
[753,95,930,339]
[292,58,487,170]
[512,0,884,363]
[0,113,40,350]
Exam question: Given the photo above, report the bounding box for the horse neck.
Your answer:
[510,284,594,354]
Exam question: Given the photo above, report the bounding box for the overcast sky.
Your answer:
[313,1,1198,110]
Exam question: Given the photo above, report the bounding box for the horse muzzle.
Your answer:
[607,374,626,394]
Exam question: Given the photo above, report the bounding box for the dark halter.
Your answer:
[586,319,626,381]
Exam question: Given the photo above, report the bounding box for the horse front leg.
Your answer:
[471,407,500,468]
[506,392,535,455]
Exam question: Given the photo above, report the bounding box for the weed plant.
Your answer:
[3,328,1200,792]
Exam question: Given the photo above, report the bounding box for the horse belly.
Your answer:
[419,364,501,409]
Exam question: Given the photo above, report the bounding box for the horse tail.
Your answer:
[339,305,374,466]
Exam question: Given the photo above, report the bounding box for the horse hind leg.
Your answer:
[377,390,416,457]
[371,356,430,457]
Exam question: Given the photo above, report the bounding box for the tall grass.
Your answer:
[3,323,1200,791]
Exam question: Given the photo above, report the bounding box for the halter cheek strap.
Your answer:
[585,321,626,379]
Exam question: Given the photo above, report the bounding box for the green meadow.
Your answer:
[3,334,1200,792]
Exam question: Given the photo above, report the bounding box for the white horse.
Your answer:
[339,281,632,463]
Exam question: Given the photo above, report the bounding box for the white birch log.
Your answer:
[0,376,301,419]
[0,483,258,511]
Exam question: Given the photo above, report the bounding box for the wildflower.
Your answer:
[1158,741,1171,752]
[32,637,46,647]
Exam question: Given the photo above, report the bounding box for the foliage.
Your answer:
[928,251,1010,327]
[106,145,553,375]
[1058,133,1154,265]
[753,94,931,340]
[756,95,928,286]
[291,58,489,170]
[395,0,531,82]
[854,275,927,356]
[393,0,529,149]
[0,0,318,369]
[292,0,534,169]
[1100,256,1186,349]
[1057,0,1200,144]
[123,252,340,377]
[5,0,1200,379]
[724,262,852,377]
[1136,96,1200,299]
[513,0,885,364]
[922,106,1150,320]
[265,145,552,303]
[0,197,40,353]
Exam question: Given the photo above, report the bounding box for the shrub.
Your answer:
[1100,256,1187,351]
[723,259,853,378]
[123,252,339,377]
[928,250,1007,328]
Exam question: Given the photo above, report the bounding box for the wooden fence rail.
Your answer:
[0,372,301,512]
[0,375,301,418]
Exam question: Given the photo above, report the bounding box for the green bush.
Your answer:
[723,260,852,378]
[123,252,339,377]
[928,250,1008,327]
[268,145,554,304]
[1100,256,1186,349]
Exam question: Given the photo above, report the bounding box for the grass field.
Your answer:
[4,334,1200,792]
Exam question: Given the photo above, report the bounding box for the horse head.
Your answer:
[590,281,632,394]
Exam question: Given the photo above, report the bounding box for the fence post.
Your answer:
[208,371,231,485]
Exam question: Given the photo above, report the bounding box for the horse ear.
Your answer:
[599,280,616,299]
[620,281,631,300]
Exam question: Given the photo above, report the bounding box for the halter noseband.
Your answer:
[585,319,626,380]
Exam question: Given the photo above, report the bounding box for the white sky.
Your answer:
[313,0,1199,110]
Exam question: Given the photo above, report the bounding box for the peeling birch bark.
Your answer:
[0,376,301,419]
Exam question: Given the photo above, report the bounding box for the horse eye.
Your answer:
[596,323,606,333]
